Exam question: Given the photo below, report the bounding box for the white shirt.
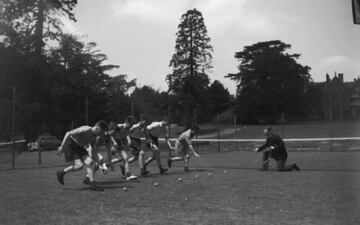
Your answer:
[146,121,168,137]
[111,123,131,140]
[129,122,144,139]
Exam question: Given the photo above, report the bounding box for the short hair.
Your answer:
[126,115,136,124]
[264,126,272,132]
[95,120,108,130]
[139,113,149,121]
[184,124,199,132]
[108,121,117,131]
[191,125,199,132]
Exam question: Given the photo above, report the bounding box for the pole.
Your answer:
[12,87,16,169]
[131,101,134,116]
[217,113,220,152]
[85,95,88,125]
[329,108,333,151]
[234,113,238,151]
[281,112,285,138]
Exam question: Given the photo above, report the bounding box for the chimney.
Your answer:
[338,73,344,82]
[326,73,330,82]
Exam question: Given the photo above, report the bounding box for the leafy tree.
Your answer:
[207,80,231,116]
[48,34,120,132]
[131,86,169,121]
[166,8,213,126]
[0,0,77,56]
[105,75,136,122]
[226,40,311,123]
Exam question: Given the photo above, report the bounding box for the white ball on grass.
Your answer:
[122,187,127,192]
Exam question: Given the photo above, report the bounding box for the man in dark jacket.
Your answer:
[254,127,300,171]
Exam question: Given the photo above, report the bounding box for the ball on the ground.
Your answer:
[184,197,188,201]
[223,170,227,174]
[208,173,212,176]
[195,175,199,179]
[178,177,183,182]
[122,187,127,192]
[154,182,159,187]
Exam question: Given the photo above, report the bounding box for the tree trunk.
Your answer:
[35,0,44,57]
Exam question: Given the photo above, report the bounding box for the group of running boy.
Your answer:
[55,116,200,191]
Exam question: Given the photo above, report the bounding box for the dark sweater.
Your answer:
[258,134,288,160]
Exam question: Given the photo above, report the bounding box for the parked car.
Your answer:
[27,135,61,151]
[27,141,40,152]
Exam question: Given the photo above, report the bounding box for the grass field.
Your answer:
[1,148,360,225]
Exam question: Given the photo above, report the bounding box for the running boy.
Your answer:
[107,116,138,180]
[254,126,300,171]
[56,120,108,190]
[143,119,169,174]
[128,116,148,176]
[167,125,200,172]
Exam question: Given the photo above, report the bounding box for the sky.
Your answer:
[61,0,360,94]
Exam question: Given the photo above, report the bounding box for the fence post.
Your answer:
[329,109,333,151]
[85,95,88,125]
[38,148,42,165]
[281,112,285,138]
[217,113,220,152]
[12,87,16,169]
[234,113,238,151]
[131,101,135,116]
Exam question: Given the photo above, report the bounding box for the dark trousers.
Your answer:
[262,151,293,171]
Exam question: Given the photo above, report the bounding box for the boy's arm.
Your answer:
[164,125,169,141]
[57,132,71,156]
[167,140,176,151]
[254,140,269,152]
[189,144,200,157]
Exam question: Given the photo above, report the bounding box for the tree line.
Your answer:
[0,2,324,140]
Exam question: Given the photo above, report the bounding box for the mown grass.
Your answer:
[1,150,360,225]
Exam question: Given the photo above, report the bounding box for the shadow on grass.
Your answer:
[63,184,135,191]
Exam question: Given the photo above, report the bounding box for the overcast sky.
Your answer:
[62,0,360,94]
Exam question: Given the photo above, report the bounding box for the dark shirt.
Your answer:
[258,134,287,160]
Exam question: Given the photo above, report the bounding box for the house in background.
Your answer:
[320,73,360,120]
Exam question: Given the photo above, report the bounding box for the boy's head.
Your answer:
[139,113,150,126]
[108,121,117,131]
[93,120,108,136]
[125,115,136,127]
[263,126,272,137]
[161,116,169,125]
[190,125,199,137]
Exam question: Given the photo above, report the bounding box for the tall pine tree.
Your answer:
[167,8,213,126]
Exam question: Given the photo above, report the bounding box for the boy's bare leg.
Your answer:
[184,154,191,171]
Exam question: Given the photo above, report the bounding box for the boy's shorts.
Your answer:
[129,137,142,156]
[65,139,89,162]
[112,138,127,152]
[175,140,190,157]
[146,133,159,149]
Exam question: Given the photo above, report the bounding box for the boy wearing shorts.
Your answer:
[167,125,200,172]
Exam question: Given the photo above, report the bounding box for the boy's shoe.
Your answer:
[56,170,65,185]
[140,168,149,176]
[292,163,300,171]
[83,176,91,185]
[120,164,125,176]
[89,181,104,191]
[160,168,168,175]
[100,163,109,174]
[262,160,269,171]
[167,159,172,168]
[126,174,138,181]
